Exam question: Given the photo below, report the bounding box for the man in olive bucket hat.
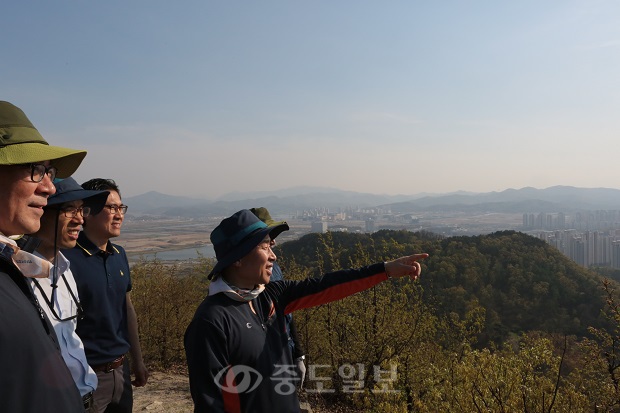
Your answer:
[250,207,307,389]
[29,177,109,412]
[184,209,429,412]
[0,100,87,412]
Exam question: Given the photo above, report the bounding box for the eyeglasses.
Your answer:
[60,206,91,218]
[103,204,128,215]
[28,163,58,183]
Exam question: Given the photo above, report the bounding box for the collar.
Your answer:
[33,250,69,277]
[208,277,233,296]
[74,232,120,256]
[208,277,265,302]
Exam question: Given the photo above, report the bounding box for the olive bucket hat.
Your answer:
[0,101,86,178]
[250,207,290,232]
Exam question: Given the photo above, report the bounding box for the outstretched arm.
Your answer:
[280,253,430,314]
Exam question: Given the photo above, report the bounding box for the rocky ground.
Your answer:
[133,371,194,412]
[132,371,357,412]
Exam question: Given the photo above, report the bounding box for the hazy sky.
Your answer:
[3,1,619,199]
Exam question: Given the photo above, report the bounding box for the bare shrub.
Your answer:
[131,258,209,370]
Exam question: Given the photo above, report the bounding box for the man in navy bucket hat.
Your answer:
[28,177,109,412]
[185,209,429,413]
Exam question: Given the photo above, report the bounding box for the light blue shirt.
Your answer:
[30,251,97,396]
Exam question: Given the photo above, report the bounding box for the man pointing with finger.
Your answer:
[184,208,428,413]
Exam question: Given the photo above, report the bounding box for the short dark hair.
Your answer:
[81,178,121,199]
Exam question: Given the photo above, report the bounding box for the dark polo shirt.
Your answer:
[63,232,132,365]
[0,251,83,412]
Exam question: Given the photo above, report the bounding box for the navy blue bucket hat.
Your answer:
[208,209,289,279]
[47,177,109,214]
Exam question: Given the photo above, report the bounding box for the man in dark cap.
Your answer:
[250,207,307,388]
[0,100,87,412]
[29,177,109,412]
[184,209,428,413]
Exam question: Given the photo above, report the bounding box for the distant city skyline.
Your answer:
[3,1,620,198]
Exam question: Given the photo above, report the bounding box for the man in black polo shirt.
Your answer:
[0,100,86,412]
[64,178,148,413]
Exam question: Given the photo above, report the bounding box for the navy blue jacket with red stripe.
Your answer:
[184,262,387,413]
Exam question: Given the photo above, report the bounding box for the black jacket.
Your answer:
[184,262,386,413]
[0,252,83,413]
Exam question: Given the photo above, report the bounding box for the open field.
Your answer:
[117,217,313,258]
[117,218,214,255]
[117,213,524,258]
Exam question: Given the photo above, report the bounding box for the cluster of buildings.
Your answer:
[524,211,620,231]
[295,206,419,235]
[525,211,620,268]
[536,229,620,269]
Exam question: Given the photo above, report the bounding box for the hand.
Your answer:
[295,357,307,389]
[385,253,429,281]
[131,360,149,387]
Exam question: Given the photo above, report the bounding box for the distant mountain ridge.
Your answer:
[123,185,620,217]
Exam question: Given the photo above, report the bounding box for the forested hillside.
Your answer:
[277,230,611,346]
